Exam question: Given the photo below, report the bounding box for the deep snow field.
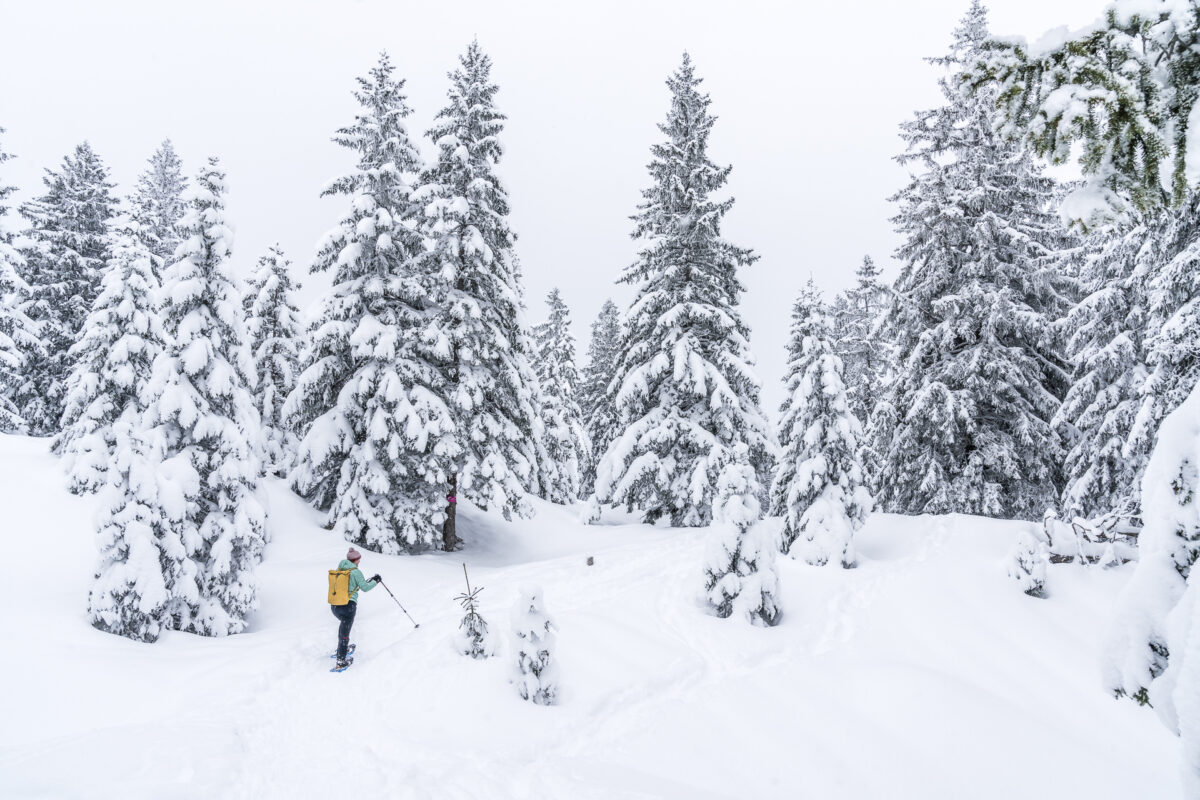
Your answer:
[0,434,1183,799]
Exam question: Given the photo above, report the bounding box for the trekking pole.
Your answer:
[378,580,420,628]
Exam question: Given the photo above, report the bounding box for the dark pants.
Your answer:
[331,601,357,660]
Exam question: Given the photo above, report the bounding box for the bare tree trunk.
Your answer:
[443,473,458,551]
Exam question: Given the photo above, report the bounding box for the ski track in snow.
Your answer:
[0,437,1184,799]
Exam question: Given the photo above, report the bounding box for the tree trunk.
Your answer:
[442,474,458,551]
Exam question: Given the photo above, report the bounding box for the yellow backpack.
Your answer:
[328,569,353,605]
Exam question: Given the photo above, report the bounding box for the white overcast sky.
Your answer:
[0,0,1102,413]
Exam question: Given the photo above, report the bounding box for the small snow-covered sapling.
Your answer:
[455,563,492,659]
[511,584,558,705]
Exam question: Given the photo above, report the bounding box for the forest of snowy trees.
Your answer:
[2,0,1200,791]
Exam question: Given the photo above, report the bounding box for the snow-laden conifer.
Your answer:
[55,218,164,493]
[421,40,543,544]
[703,446,780,626]
[592,53,773,526]
[1055,221,1152,520]
[130,140,187,273]
[830,256,891,425]
[770,281,871,567]
[872,2,1070,520]
[0,128,42,432]
[17,142,117,435]
[579,299,622,495]
[245,245,300,476]
[532,288,589,504]
[511,584,557,705]
[142,158,265,636]
[286,53,456,554]
[87,410,191,642]
[1127,191,1200,488]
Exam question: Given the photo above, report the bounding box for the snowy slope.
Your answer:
[0,435,1181,799]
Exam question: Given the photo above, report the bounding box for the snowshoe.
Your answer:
[330,656,354,673]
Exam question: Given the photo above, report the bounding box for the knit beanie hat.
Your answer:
[347,547,362,563]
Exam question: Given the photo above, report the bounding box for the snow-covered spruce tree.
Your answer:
[54,218,164,494]
[770,280,871,567]
[703,445,780,626]
[532,288,590,504]
[578,298,622,494]
[141,157,265,636]
[1127,191,1200,488]
[591,53,773,526]
[87,410,191,643]
[1054,219,1153,520]
[511,584,557,705]
[17,141,117,436]
[421,40,543,547]
[245,245,301,477]
[1007,528,1048,598]
[871,2,1070,520]
[1105,380,1200,707]
[286,53,456,554]
[830,256,892,425]
[130,140,187,273]
[0,128,42,433]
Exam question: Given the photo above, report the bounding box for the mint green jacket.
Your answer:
[337,559,378,603]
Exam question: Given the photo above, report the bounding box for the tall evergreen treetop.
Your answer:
[831,255,892,425]
[532,288,590,504]
[17,141,117,435]
[245,245,301,477]
[579,298,623,495]
[592,53,773,526]
[873,1,1071,520]
[0,128,42,432]
[130,140,187,271]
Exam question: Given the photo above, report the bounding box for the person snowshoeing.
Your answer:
[331,547,380,669]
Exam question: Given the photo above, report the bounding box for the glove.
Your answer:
[370,574,382,584]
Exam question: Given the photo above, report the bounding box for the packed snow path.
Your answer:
[0,437,1180,798]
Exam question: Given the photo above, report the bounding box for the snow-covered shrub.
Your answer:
[1007,528,1048,598]
[511,584,557,705]
[87,411,191,642]
[704,452,780,627]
